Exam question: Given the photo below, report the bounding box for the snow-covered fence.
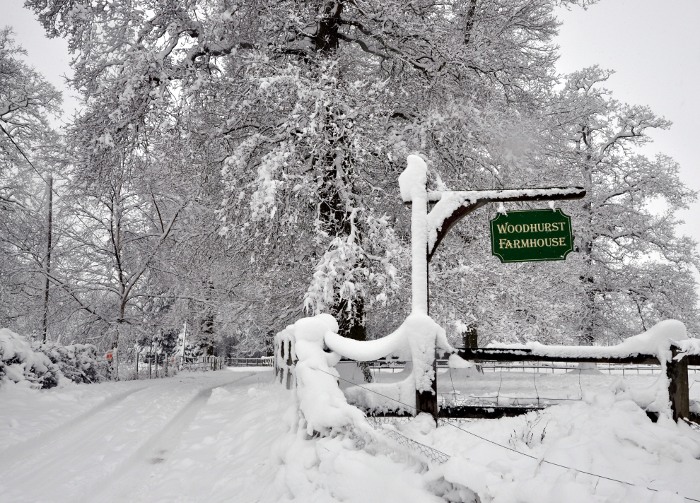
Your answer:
[454,320,699,422]
[274,312,454,422]
[276,315,700,423]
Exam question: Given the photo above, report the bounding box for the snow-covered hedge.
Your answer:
[0,329,61,389]
[38,341,108,384]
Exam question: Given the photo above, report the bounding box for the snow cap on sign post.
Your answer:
[399,155,429,314]
[399,154,428,202]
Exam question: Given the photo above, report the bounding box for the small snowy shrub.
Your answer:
[509,414,548,448]
[0,329,61,389]
[38,341,108,384]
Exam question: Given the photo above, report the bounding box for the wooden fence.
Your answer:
[446,346,699,422]
[226,357,274,367]
[180,355,225,371]
[275,331,699,423]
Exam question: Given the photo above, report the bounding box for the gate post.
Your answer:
[415,355,438,421]
[278,339,285,384]
[399,156,437,421]
[667,345,689,421]
[464,324,478,349]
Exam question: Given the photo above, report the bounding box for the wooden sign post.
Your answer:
[401,156,586,420]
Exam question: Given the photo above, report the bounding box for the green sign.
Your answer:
[490,209,574,263]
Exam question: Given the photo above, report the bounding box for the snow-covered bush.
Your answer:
[37,341,108,384]
[0,329,61,389]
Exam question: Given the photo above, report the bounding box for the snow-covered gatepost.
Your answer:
[399,155,587,419]
[398,156,439,419]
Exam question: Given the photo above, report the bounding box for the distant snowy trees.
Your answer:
[0,28,63,339]
[4,0,697,359]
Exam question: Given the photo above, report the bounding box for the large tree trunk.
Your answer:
[314,2,368,346]
[579,148,596,346]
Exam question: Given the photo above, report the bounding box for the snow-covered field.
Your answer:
[2,367,700,502]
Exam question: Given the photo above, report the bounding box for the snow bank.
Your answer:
[2,366,698,502]
[0,329,61,389]
[426,396,700,502]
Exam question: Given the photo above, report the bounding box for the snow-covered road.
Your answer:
[0,369,290,503]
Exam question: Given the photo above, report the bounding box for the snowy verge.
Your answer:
[426,395,700,503]
[1,366,698,502]
[38,341,108,384]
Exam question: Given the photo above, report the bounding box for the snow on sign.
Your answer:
[490,209,573,263]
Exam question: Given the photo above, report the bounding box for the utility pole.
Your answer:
[42,174,53,343]
[180,321,187,370]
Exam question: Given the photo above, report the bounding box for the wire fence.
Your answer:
[337,359,700,413]
[360,359,700,375]
[374,424,451,464]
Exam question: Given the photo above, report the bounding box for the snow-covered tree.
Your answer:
[0,28,64,339]
[24,0,699,352]
[559,67,699,342]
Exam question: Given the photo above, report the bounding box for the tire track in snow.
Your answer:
[0,374,252,502]
[89,372,257,502]
[0,385,161,502]
[0,385,147,461]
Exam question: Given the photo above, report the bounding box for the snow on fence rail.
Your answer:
[276,316,700,424]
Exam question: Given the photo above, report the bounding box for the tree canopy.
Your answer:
[2,0,696,358]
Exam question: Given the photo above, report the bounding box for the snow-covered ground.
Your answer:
[2,367,700,502]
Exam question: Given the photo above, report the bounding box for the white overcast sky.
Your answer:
[3,0,700,248]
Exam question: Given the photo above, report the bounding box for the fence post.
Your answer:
[415,354,438,421]
[464,324,478,349]
[667,345,689,421]
[285,339,294,390]
[275,337,284,384]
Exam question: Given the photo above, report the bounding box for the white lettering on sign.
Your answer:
[497,237,567,249]
[495,222,566,234]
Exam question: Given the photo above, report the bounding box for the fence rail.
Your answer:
[455,347,697,421]
[225,357,274,367]
[180,355,225,371]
